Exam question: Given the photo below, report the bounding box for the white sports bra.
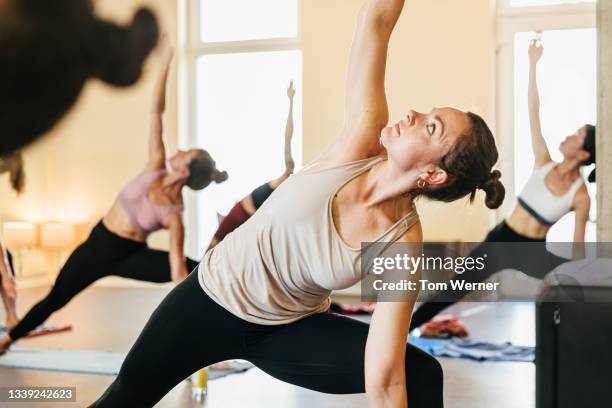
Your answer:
[517,162,583,226]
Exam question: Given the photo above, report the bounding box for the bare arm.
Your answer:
[572,186,590,259]
[528,39,552,167]
[284,81,296,175]
[365,301,414,408]
[166,212,188,283]
[0,238,17,300]
[365,229,421,407]
[146,35,174,171]
[334,0,405,161]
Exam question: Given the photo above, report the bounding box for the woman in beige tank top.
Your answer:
[92,1,504,407]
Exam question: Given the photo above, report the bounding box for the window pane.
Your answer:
[200,0,298,42]
[195,51,302,249]
[513,29,596,242]
[510,0,594,7]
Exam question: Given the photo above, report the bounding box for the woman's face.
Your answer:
[379,107,470,178]
[559,126,588,161]
[168,149,199,174]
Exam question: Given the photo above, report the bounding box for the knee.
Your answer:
[405,349,444,397]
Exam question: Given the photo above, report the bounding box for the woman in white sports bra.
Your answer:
[410,39,596,331]
[92,1,504,407]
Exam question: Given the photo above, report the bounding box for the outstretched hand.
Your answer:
[287,80,296,100]
[528,38,543,64]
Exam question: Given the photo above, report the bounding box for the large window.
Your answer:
[497,0,596,243]
[183,0,302,254]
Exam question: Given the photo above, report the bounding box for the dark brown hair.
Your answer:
[418,112,505,209]
[0,152,25,194]
[0,0,159,156]
[186,149,228,191]
[583,124,596,182]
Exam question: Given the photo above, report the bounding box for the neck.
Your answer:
[363,159,419,208]
[160,176,184,199]
[556,159,582,179]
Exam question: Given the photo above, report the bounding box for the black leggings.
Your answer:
[9,221,198,341]
[91,272,444,408]
[410,221,568,330]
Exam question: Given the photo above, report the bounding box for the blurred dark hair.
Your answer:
[417,112,505,210]
[0,0,159,155]
[186,149,228,191]
[0,151,25,194]
[582,124,596,182]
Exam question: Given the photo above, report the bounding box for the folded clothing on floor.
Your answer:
[419,315,469,338]
[431,338,534,362]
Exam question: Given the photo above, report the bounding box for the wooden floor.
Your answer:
[0,284,535,408]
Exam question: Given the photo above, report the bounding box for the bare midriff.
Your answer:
[102,202,148,242]
[505,203,550,240]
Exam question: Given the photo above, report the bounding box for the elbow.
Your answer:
[365,370,405,396]
[366,378,406,407]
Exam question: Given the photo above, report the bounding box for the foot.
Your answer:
[0,334,13,354]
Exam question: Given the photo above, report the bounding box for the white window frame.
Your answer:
[179,0,301,256]
[495,0,596,219]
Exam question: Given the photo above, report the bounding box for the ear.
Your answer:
[578,150,590,162]
[422,166,448,186]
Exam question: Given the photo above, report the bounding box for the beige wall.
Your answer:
[1,0,496,277]
[301,0,496,241]
[0,0,179,277]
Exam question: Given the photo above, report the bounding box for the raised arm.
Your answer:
[528,39,552,167]
[338,0,406,159]
[146,34,174,171]
[166,212,188,283]
[284,81,296,175]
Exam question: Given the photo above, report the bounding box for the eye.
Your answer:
[426,123,436,135]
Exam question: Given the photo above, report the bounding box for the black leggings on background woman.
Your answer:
[8,222,198,341]
[410,221,567,330]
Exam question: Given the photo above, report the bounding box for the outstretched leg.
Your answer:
[247,312,444,408]
[90,272,245,407]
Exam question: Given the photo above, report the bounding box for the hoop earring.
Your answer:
[417,179,427,189]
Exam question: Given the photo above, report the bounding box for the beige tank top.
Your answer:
[197,156,419,325]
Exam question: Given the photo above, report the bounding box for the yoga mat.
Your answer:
[408,336,535,362]
[0,347,254,378]
[0,323,72,338]
[408,335,450,355]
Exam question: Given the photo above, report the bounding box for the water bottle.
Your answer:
[191,367,208,402]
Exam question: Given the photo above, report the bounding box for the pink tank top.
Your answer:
[118,169,183,236]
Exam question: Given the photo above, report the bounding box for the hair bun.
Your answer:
[88,8,159,86]
[212,169,229,184]
[481,170,505,209]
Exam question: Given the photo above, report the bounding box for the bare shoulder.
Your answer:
[300,134,384,174]
[573,183,591,208]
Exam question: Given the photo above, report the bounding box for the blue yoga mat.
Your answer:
[0,347,254,377]
[408,336,534,362]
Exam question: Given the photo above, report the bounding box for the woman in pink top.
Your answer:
[0,37,226,351]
